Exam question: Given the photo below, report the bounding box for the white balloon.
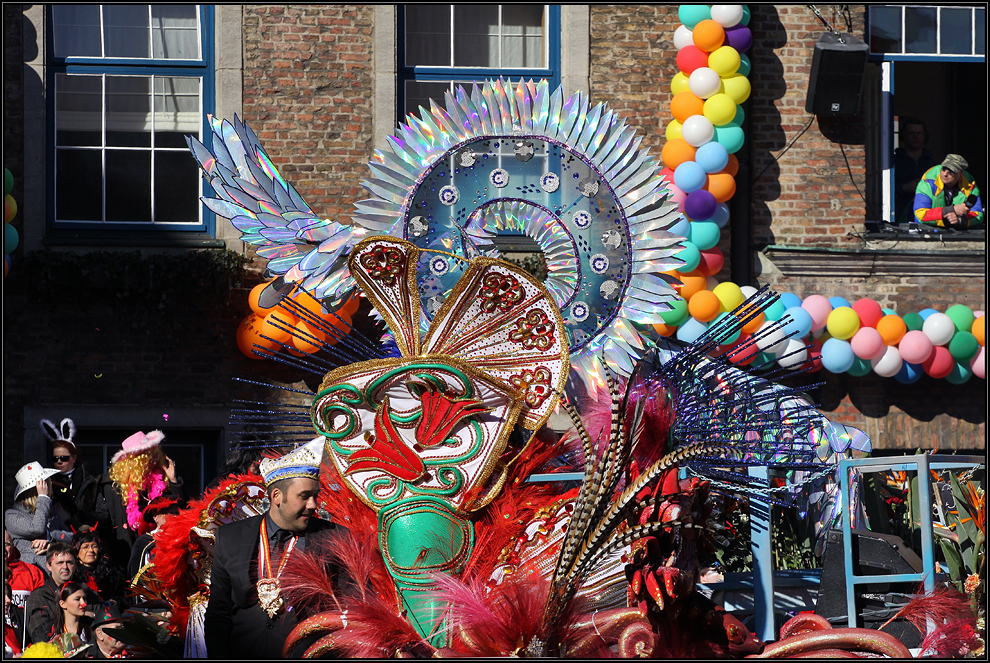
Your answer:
[705,275,720,291]
[777,338,808,369]
[922,312,955,346]
[739,285,758,299]
[682,114,715,147]
[755,319,788,353]
[674,25,695,51]
[688,67,722,99]
[870,344,903,377]
[711,5,745,28]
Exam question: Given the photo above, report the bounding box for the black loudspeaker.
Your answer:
[805,32,869,116]
[815,528,924,647]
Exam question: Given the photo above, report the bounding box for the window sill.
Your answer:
[863,222,986,242]
[44,229,226,249]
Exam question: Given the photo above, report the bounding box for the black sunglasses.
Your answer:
[53,455,72,463]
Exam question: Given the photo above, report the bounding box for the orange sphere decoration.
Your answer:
[671,91,706,124]
[292,319,331,353]
[653,322,677,337]
[692,19,726,52]
[722,154,739,177]
[706,171,737,202]
[289,289,328,320]
[661,139,697,170]
[973,315,985,346]
[678,270,708,301]
[741,311,766,334]
[236,314,277,358]
[688,290,721,322]
[248,282,274,316]
[876,314,907,346]
[261,310,294,344]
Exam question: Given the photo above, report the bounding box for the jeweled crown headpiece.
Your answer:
[259,438,324,486]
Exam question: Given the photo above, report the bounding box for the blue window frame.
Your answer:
[46,5,216,239]
[397,5,561,123]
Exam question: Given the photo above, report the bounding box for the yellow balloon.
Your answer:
[712,282,744,313]
[708,45,741,76]
[665,119,683,141]
[826,307,861,340]
[671,71,690,95]
[721,73,751,104]
[703,93,737,126]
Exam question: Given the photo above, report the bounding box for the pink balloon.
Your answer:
[898,329,934,364]
[851,327,885,360]
[801,295,832,332]
[668,182,687,206]
[972,346,986,379]
[975,311,985,318]
[852,298,883,328]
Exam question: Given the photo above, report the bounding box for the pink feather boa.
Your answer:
[124,468,168,532]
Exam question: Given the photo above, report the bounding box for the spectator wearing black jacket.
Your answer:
[24,542,76,645]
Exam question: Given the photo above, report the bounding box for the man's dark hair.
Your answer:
[899,116,927,139]
[220,448,263,477]
[266,477,298,500]
[46,541,75,565]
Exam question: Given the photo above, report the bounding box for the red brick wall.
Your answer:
[242,5,374,224]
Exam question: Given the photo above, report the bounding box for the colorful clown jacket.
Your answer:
[913,165,984,228]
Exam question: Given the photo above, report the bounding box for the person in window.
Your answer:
[913,154,985,230]
[893,117,937,223]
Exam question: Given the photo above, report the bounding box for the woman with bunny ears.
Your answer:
[40,418,99,530]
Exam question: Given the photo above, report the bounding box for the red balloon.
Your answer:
[852,298,883,329]
[922,345,953,379]
[676,45,709,74]
[727,332,758,365]
[806,337,824,372]
[696,247,724,276]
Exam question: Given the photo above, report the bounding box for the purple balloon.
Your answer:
[684,189,717,221]
[724,25,753,53]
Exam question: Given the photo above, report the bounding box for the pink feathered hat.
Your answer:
[111,430,165,464]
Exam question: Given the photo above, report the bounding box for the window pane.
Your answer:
[404,80,453,118]
[52,5,103,58]
[56,149,103,221]
[501,5,544,68]
[106,76,151,147]
[977,9,986,55]
[106,150,152,221]
[103,5,151,58]
[155,151,200,222]
[868,6,902,54]
[56,74,103,147]
[453,5,498,67]
[940,8,973,55]
[155,77,200,147]
[152,5,200,59]
[904,6,937,54]
[405,5,451,66]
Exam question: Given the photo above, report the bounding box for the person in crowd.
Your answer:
[4,527,45,612]
[5,462,74,570]
[41,418,100,530]
[84,601,130,659]
[126,495,182,582]
[4,580,25,657]
[25,542,77,645]
[49,582,93,646]
[73,532,124,605]
[913,153,985,229]
[204,439,347,659]
[893,117,938,224]
[206,448,263,491]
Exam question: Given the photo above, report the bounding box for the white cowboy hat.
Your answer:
[13,462,60,500]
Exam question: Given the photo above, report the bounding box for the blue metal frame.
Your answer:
[45,5,216,237]
[837,454,984,629]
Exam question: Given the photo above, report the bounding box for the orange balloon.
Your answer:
[288,289,327,321]
[876,314,907,346]
[972,315,985,346]
[723,154,739,177]
[247,282,275,317]
[693,19,726,52]
[237,314,277,358]
[679,270,708,301]
[688,289,721,322]
[653,322,677,337]
[706,172,737,202]
[671,91,705,124]
[741,311,766,334]
[292,319,331,353]
[661,139,697,170]
[261,310,294,344]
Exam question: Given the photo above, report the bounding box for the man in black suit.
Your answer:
[204,440,342,659]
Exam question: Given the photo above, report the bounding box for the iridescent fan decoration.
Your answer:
[353,79,686,390]
[186,115,372,303]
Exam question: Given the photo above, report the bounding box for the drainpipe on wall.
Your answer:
[730,100,752,285]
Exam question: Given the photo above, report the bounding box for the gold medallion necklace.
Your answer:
[257,518,298,618]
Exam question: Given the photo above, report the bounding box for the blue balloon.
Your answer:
[781,306,813,339]
[881,307,898,317]
[919,308,939,321]
[738,53,752,77]
[894,361,924,384]
[674,161,707,193]
[821,338,855,373]
[710,202,730,228]
[764,299,786,322]
[713,123,745,153]
[829,296,852,309]
[779,292,803,310]
[676,316,708,344]
[675,240,701,272]
[669,215,690,238]
[688,221,721,251]
[678,4,712,29]
[696,141,730,174]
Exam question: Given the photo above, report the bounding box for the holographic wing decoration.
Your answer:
[353,79,685,389]
[186,115,371,303]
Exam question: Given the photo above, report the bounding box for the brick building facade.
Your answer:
[3,5,984,503]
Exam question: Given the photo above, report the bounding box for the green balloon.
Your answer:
[678,4,712,29]
[945,361,972,384]
[675,241,701,273]
[754,351,777,368]
[948,331,979,362]
[764,299,786,321]
[737,53,752,78]
[4,168,12,196]
[732,103,746,126]
[903,312,924,332]
[713,312,741,344]
[714,123,746,154]
[742,5,751,26]
[3,222,18,254]
[848,356,872,377]
[881,307,898,317]
[689,220,721,251]
[660,297,690,326]
[945,304,975,333]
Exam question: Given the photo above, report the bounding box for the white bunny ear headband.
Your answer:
[40,418,77,451]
